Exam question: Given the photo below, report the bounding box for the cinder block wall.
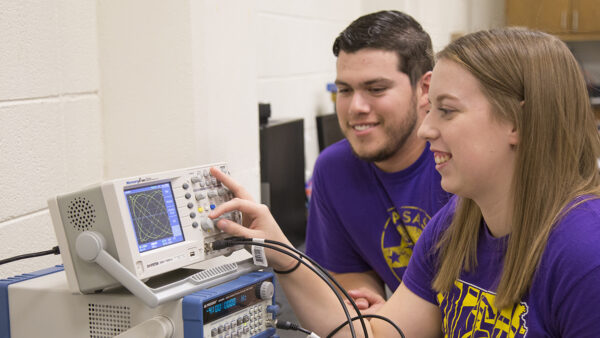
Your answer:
[256,0,361,176]
[0,1,101,277]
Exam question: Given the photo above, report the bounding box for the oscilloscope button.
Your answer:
[182,183,189,189]
[203,169,210,177]
[185,193,191,199]
[187,202,194,209]
[189,212,196,219]
[195,192,206,200]
[191,176,200,183]
[207,190,217,198]
[192,222,198,228]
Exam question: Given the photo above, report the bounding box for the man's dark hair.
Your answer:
[333,10,433,86]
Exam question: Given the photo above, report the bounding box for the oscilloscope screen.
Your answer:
[124,182,185,253]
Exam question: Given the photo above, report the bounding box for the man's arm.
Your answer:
[331,270,387,314]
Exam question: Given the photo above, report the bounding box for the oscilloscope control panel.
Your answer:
[49,163,246,294]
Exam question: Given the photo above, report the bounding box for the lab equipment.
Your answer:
[0,266,278,338]
[48,163,258,307]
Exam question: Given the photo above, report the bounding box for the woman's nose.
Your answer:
[417,113,438,141]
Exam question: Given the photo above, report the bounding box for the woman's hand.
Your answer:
[208,167,297,271]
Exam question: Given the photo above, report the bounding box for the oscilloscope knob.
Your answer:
[256,281,274,300]
[200,218,214,231]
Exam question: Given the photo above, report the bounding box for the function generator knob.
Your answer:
[256,281,274,300]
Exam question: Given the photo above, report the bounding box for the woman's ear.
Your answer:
[509,101,524,146]
[508,125,519,146]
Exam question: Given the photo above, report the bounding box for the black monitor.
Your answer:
[316,113,345,152]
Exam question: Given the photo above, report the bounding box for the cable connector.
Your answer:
[209,240,235,251]
[223,236,248,242]
[275,319,301,331]
[274,319,315,336]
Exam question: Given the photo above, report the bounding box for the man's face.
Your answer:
[335,49,419,163]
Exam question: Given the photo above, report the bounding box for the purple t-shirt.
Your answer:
[305,139,451,290]
[404,196,600,337]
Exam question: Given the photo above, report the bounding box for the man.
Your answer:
[305,10,451,313]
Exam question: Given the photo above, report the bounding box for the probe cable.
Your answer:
[221,237,406,337]
[326,314,405,338]
[274,319,312,334]
[213,238,364,338]
[0,246,60,266]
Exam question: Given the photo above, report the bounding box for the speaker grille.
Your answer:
[88,303,131,338]
[67,196,96,231]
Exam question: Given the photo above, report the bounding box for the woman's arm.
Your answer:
[372,283,442,338]
[209,167,442,337]
[209,167,371,336]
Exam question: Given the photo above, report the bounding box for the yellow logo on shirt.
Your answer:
[381,206,430,282]
[437,280,528,337]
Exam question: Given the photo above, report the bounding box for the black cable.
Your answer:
[214,239,361,338]
[260,239,370,337]
[275,320,312,334]
[217,238,370,338]
[326,314,405,338]
[227,238,405,337]
[0,246,60,266]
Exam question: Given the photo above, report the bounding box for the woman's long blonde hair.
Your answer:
[432,28,600,309]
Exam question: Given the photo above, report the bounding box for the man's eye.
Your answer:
[369,87,386,93]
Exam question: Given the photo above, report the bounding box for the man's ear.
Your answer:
[417,71,432,110]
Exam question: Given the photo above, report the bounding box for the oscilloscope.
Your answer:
[48,163,258,307]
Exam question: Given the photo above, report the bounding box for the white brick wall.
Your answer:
[0,0,100,278]
[256,1,358,176]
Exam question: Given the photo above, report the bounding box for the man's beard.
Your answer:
[350,100,418,163]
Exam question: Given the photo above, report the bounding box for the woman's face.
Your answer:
[418,59,518,203]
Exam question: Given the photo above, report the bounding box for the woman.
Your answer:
[210,27,600,337]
